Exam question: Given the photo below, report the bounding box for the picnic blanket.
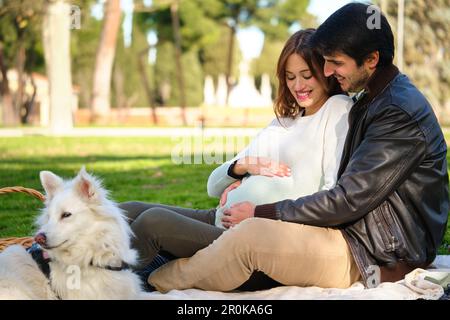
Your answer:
[142,255,450,300]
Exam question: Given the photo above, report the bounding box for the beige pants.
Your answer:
[149,218,361,293]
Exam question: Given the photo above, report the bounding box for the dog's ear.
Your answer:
[75,167,98,202]
[78,165,88,176]
[40,171,64,200]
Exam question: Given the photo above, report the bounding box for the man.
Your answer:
[148,3,448,292]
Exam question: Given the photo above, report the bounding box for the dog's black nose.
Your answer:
[34,232,47,246]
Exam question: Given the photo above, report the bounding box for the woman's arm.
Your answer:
[321,98,353,190]
[206,118,291,198]
[207,160,242,198]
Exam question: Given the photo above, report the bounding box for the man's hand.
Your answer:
[222,201,256,229]
[220,180,241,207]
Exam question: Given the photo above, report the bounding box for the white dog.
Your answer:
[0,167,143,299]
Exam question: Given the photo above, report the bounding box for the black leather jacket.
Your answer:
[255,64,449,286]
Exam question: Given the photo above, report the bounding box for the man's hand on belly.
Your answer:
[222,201,255,228]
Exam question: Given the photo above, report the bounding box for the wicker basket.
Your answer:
[0,186,45,253]
[0,236,34,252]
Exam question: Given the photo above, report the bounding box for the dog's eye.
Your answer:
[61,212,72,219]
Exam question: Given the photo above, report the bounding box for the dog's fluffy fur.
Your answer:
[0,167,143,299]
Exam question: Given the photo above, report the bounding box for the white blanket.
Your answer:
[142,255,450,300]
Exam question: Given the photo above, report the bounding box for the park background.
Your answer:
[0,0,449,254]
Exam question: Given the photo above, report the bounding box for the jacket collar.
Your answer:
[356,64,400,106]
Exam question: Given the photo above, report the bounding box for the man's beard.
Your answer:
[347,67,371,93]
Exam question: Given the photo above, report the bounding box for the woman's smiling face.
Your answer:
[285,53,328,116]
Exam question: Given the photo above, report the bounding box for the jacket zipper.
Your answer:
[380,204,400,253]
[375,206,396,252]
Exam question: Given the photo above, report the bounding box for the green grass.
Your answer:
[0,136,221,237]
[0,135,449,255]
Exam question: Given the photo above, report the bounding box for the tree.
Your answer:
[0,42,15,126]
[132,0,313,113]
[153,41,203,108]
[135,0,217,110]
[254,0,314,41]
[112,16,156,121]
[42,0,73,134]
[176,50,203,107]
[213,0,311,103]
[170,0,187,125]
[375,0,450,123]
[154,41,175,106]
[71,1,102,110]
[200,25,240,85]
[251,39,285,98]
[0,0,45,126]
[137,45,158,123]
[90,0,121,121]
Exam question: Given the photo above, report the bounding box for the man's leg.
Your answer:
[148,218,361,292]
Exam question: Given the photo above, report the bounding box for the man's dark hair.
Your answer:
[310,2,394,67]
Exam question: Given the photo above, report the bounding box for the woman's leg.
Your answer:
[119,201,215,224]
[127,206,224,268]
[148,218,361,293]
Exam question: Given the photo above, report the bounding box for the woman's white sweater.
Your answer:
[207,94,353,228]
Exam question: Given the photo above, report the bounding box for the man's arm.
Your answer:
[255,105,427,227]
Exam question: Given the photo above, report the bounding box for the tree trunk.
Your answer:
[170,0,187,126]
[90,0,121,121]
[15,42,26,123]
[225,24,236,106]
[138,46,158,124]
[21,75,37,124]
[113,65,125,110]
[42,0,73,134]
[0,43,17,126]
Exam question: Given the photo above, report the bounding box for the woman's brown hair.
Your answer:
[274,28,343,119]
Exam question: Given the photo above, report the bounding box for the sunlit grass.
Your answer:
[0,136,219,236]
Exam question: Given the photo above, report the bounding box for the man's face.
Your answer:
[323,52,374,93]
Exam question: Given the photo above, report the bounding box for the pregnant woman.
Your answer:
[119,28,353,291]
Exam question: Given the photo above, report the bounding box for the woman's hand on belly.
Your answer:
[235,156,291,177]
[220,180,242,206]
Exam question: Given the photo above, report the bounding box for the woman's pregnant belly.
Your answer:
[226,175,296,207]
[215,175,296,228]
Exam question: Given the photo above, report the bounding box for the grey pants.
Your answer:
[119,201,281,291]
[119,201,223,268]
